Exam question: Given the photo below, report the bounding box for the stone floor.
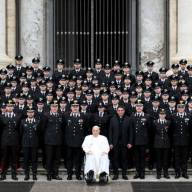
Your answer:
[2,173,192,182]
[1,175,192,192]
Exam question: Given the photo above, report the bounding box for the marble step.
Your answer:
[5,167,192,175]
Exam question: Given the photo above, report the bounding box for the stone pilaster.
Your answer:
[20,0,45,66]
[170,0,192,64]
[0,0,13,68]
[139,0,165,71]
[7,0,16,59]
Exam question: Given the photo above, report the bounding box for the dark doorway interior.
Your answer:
[53,0,138,69]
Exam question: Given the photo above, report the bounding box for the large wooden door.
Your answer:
[53,0,138,69]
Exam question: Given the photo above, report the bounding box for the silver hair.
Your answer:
[92,125,100,130]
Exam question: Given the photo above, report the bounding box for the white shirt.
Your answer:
[6,112,15,118]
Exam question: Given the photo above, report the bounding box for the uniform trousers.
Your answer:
[66,146,82,176]
[46,145,61,176]
[1,145,18,175]
[155,148,169,175]
[134,145,146,175]
[174,146,188,174]
[23,146,38,175]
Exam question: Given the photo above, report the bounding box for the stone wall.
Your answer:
[1,0,192,69]
[139,0,166,71]
[169,0,192,64]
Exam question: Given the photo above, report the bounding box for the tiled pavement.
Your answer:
[1,175,192,192]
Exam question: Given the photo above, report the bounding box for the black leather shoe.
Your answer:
[0,174,6,180]
[47,175,52,181]
[33,175,37,180]
[76,175,82,180]
[67,175,72,180]
[140,173,145,179]
[112,175,119,180]
[122,175,128,180]
[12,175,18,180]
[182,173,189,179]
[24,175,30,181]
[175,173,180,179]
[52,175,62,180]
[156,174,161,179]
[85,170,94,184]
[133,173,140,179]
[164,174,170,179]
[99,172,108,184]
[148,165,153,170]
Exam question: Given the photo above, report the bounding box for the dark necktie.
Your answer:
[161,120,164,124]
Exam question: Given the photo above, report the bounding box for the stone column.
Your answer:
[139,0,165,71]
[7,0,16,59]
[20,0,45,65]
[0,0,13,68]
[170,0,192,64]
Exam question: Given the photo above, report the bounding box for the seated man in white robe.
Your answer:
[82,126,110,184]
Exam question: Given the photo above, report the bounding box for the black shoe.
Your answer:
[133,173,140,179]
[148,165,153,170]
[12,175,18,180]
[122,175,128,180]
[24,175,30,181]
[175,173,180,179]
[52,175,62,180]
[76,175,82,180]
[99,172,108,184]
[140,173,145,179]
[0,174,6,180]
[85,170,94,184]
[47,175,52,181]
[156,174,161,179]
[182,173,189,179]
[33,175,37,180]
[164,174,170,179]
[112,175,119,180]
[67,175,72,180]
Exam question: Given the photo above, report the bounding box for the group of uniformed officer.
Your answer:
[0,55,192,180]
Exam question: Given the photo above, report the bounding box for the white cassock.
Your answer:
[82,135,110,177]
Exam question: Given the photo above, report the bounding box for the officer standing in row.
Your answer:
[144,61,159,82]
[0,100,21,180]
[53,59,66,84]
[44,100,64,181]
[92,102,110,137]
[171,101,192,179]
[35,98,46,168]
[69,59,86,79]
[20,106,40,180]
[64,101,86,180]
[153,109,171,179]
[129,100,151,179]
[14,55,25,77]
